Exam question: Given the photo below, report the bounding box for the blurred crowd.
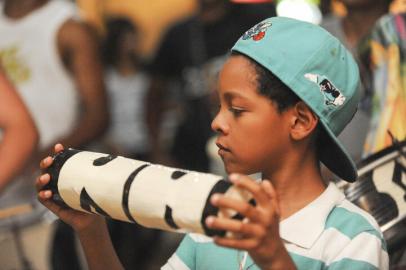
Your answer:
[0,0,405,269]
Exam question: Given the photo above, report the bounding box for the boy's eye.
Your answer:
[228,107,244,116]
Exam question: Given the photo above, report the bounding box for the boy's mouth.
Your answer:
[216,141,230,155]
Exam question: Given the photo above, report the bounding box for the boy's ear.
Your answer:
[289,101,319,141]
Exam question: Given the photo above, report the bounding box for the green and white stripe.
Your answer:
[162,194,388,270]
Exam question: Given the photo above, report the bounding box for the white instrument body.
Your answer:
[46,149,252,236]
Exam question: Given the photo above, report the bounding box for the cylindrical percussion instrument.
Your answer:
[44,149,253,237]
[337,139,406,252]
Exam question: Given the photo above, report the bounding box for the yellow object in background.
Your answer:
[76,0,197,58]
[330,0,347,17]
[363,14,406,156]
[390,0,406,14]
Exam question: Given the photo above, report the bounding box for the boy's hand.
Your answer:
[205,174,296,270]
[36,143,105,233]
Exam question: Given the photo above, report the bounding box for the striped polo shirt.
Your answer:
[161,183,389,270]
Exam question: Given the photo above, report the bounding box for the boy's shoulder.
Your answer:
[279,183,383,247]
[283,185,388,269]
[326,195,384,241]
[321,196,388,269]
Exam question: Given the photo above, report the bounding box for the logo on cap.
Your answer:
[305,73,346,106]
[242,21,272,41]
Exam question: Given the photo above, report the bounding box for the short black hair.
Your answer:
[231,51,300,113]
[231,51,322,153]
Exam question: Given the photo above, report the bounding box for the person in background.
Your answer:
[101,17,161,270]
[0,0,108,160]
[365,14,406,269]
[146,0,275,172]
[102,17,150,160]
[321,0,392,166]
[0,0,108,269]
[362,8,406,155]
[0,67,38,194]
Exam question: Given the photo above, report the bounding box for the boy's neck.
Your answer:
[262,156,326,220]
[271,177,326,220]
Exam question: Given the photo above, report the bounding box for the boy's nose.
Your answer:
[211,112,229,135]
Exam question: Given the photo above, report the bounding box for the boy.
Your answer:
[37,17,388,269]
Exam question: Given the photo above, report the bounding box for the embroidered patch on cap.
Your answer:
[242,21,272,41]
[304,73,346,106]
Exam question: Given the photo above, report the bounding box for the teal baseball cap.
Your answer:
[232,17,360,182]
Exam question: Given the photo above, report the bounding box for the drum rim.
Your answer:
[357,140,406,172]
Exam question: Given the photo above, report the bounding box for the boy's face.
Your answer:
[211,55,291,175]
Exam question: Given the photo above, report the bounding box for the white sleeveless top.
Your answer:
[0,0,79,149]
[104,69,150,154]
[0,0,79,226]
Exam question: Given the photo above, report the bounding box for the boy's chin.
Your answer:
[223,164,255,177]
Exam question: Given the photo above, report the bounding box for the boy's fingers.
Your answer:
[39,144,63,169]
[230,174,269,207]
[206,216,265,238]
[39,156,53,169]
[35,174,50,191]
[261,180,272,196]
[211,194,261,222]
[38,190,53,200]
[54,143,64,153]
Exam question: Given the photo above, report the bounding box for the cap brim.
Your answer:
[317,120,358,182]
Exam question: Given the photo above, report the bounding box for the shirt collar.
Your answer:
[279,183,345,249]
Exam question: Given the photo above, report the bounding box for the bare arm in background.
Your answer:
[146,76,166,161]
[0,68,38,192]
[146,76,177,166]
[37,19,109,159]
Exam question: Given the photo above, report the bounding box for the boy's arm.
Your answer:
[77,221,124,270]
